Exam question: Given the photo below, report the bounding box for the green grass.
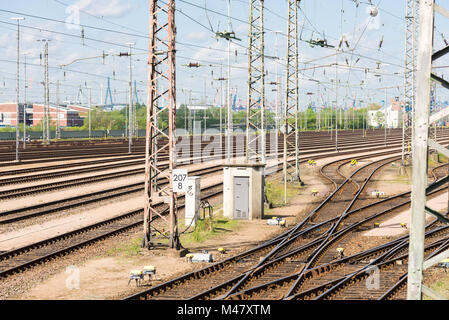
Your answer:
[104,237,142,257]
[423,273,449,300]
[438,153,449,163]
[265,178,302,207]
[177,217,240,246]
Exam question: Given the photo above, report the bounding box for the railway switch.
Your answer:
[128,270,144,286]
[336,248,345,259]
[185,253,194,263]
[190,252,213,263]
[143,266,156,280]
[438,259,449,269]
[267,217,286,227]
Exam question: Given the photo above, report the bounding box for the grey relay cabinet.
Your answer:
[223,162,265,220]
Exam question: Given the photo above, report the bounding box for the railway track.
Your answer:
[0,164,222,224]
[3,132,449,198]
[0,146,414,226]
[123,154,403,300]
[124,157,449,300]
[2,128,447,165]
[222,165,449,300]
[0,182,224,279]
[0,148,405,282]
[2,131,448,300]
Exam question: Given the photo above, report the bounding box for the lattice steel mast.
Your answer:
[143,0,180,250]
[402,0,419,166]
[283,0,301,189]
[246,0,265,163]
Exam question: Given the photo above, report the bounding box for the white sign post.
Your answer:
[172,169,188,193]
[185,176,200,227]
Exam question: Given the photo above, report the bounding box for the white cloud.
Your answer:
[73,0,134,18]
[184,31,210,42]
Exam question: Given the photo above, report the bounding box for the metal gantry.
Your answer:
[402,0,419,167]
[143,0,180,250]
[246,0,265,163]
[408,0,449,300]
[283,0,301,191]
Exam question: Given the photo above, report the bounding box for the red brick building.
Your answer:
[32,104,84,127]
[0,102,26,126]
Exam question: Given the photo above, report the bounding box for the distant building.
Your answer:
[368,98,403,128]
[0,102,29,126]
[385,98,403,128]
[0,102,85,128]
[188,105,213,111]
[32,104,84,127]
[66,105,89,117]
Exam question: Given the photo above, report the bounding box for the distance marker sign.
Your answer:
[172,169,188,193]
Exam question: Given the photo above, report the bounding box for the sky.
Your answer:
[0,0,448,111]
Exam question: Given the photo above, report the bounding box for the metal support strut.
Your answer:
[143,0,180,250]
[283,0,301,191]
[246,0,266,164]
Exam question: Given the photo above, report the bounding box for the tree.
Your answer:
[374,111,385,127]
[368,103,382,111]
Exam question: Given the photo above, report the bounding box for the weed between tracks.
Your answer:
[179,217,240,245]
[104,237,142,257]
[265,178,305,208]
[422,269,449,300]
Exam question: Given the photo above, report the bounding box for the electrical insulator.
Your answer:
[187,62,200,68]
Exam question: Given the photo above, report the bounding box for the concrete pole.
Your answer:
[88,87,92,139]
[407,0,433,300]
[127,43,134,153]
[385,88,387,146]
[274,31,280,156]
[12,17,24,161]
[56,79,60,139]
[226,0,232,161]
[44,41,50,144]
[335,55,338,151]
[16,20,20,161]
[220,65,223,153]
[23,53,27,149]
